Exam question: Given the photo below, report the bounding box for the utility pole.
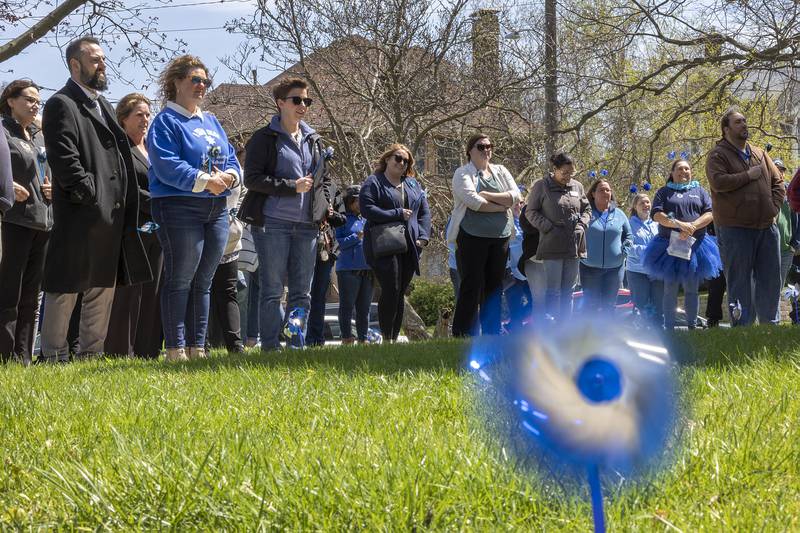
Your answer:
[544,0,558,160]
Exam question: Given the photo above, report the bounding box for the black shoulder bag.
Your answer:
[371,182,408,258]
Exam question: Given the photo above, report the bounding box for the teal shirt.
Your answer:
[460,168,513,238]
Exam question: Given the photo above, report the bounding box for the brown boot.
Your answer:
[341,337,355,345]
[187,346,207,360]
[165,347,188,362]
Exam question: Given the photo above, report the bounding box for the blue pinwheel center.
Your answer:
[575,357,622,403]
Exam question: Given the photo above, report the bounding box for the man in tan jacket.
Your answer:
[705,108,784,325]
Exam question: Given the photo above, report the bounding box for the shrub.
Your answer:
[409,279,455,326]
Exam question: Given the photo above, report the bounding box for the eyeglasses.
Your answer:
[475,143,494,151]
[189,76,213,87]
[282,96,313,107]
[393,154,409,165]
[18,96,41,106]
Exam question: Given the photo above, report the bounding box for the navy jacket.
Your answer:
[359,172,431,274]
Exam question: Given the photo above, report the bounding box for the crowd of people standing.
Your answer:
[0,36,796,364]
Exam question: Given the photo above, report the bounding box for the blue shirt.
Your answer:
[582,205,632,269]
[627,215,658,274]
[262,115,317,224]
[148,103,240,198]
[335,213,369,271]
[507,216,525,280]
[651,185,712,241]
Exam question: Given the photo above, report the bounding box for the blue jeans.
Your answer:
[252,219,318,350]
[579,263,623,312]
[152,196,229,349]
[338,270,373,341]
[306,257,335,346]
[663,278,698,329]
[716,225,781,325]
[627,270,664,323]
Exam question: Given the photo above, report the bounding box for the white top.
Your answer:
[447,161,521,244]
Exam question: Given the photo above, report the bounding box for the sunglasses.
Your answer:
[189,75,213,87]
[282,96,313,107]
[392,154,409,165]
[475,143,493,151]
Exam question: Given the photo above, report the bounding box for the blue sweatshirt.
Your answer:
[0,132,13,215]
[262,115,317,224]
[147,102,241,198]
[335,213,369,271]
[582,205,632,269]
[627,215,658,274]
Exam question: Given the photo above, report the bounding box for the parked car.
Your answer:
[571,287,707,328]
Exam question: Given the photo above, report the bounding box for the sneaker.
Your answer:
[165,347,188,362]
[187,346,207,360]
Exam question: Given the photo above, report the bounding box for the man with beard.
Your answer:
[706,108,784,326]
[40,36,151,362]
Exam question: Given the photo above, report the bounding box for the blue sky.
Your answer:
[0,0,281,105]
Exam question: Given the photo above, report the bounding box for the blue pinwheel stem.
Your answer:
[587,464,606,533]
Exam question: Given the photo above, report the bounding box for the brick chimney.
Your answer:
[471,9,500,80]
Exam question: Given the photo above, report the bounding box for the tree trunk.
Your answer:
[402,297,432,341]
[0,0,89,62]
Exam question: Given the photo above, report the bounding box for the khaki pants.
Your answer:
[40,287,115,361]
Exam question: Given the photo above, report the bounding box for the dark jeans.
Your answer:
[152,196,229,349]
[705,271,726,323]
[579,263,623,312]
[0,223,49,362]
[503,277,531,331]
[664,278,699,329]
[105,231,163,358]
[716,224,781,325]
[372,251,415,341]
[252,219,318,350]
[242,269,260,342]
[627,270,664,323]
[208,259,243,351]
[338,269,373,341]
[306,256,335,346]
[452,229,509,337]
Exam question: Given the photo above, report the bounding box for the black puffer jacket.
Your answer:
[1,116,52,231]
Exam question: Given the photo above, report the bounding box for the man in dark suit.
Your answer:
[40,36,151,362]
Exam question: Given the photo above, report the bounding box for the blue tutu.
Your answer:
[641,234,722,283]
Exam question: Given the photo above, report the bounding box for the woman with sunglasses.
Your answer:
[448,134,521,336]
[359,144,431,342]
[238,77,333,351]
[148,55,241,361]
[0,80,52,364]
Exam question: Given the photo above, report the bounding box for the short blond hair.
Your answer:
[115,93,151,125]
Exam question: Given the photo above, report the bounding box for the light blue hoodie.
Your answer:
[581,204,632,269]
[627,215,659,274]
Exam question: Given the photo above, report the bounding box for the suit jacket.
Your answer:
[42,79,151,292]
[129,141,152,223]
[359,172,431,275]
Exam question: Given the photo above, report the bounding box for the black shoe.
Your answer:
[707,319,719,328]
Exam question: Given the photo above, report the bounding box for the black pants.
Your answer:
[452,229,509,337]
[208,260,243,350]
[105,232,163,358]
[705,271,726,323]
[372,251,415,341]
[0,223,49,362]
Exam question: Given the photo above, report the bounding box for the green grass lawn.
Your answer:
[1,327,799,530]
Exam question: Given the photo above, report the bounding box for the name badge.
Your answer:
[569,190,579,197]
